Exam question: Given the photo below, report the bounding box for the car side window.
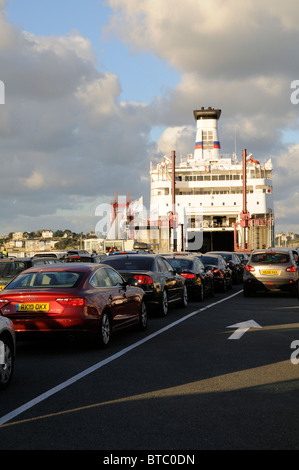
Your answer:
[234,255,241,264]
[195,258,204,271]
[91,268,113,287]
[106,268,124,287]
[7,262,26,277]
[157,257,172,272]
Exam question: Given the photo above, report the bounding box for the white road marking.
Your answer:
[227,320,262,339]
[0,290,242,426]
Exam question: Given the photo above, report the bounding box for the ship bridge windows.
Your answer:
[182,173,244,182]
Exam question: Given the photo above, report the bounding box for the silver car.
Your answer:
[243,248,299,296]
[0,315,16,389]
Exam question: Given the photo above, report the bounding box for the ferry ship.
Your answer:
[149,107,274,252]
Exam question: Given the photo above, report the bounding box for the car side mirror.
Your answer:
[126,278,139,287]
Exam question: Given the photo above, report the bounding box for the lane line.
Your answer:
[0,290,242,426]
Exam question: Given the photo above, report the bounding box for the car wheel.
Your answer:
[99,311,111,348]
[0,336,14,390]
[180,284,188,307]
[221,279,226,292]
[138,301,148,330]
[210,281,215,297]
[159,289,169,316]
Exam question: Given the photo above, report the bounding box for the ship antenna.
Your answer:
[233,125,238,162]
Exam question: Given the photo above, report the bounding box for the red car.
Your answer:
[0,264,147,347]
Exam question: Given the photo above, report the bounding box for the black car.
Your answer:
[197,253,233,292]
[101,254,187,316]
[164,255,214,300]
[0,257,62,290]
[206,251,244,283]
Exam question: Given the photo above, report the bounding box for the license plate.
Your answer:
[261,270,279,275]
[16,303,50,312]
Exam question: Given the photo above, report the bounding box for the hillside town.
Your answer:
[0,229,102,257]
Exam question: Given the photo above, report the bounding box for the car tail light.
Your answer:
[56,297,86,307]
[133,275,153,284]
[286,265,297,272]
[213,268,223,277]
[180,273,196,279]
[246,265,255,272]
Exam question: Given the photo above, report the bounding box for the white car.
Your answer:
[0,315,16,389]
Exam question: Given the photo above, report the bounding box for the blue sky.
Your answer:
[5,0,180,104]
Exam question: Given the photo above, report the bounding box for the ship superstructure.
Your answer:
[150,107,274,252]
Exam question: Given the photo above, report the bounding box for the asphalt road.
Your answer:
[1,285,299,452]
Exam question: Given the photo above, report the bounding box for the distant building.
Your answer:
[12,232,23,240]
[84,238,104,253]
[41,230,53,238]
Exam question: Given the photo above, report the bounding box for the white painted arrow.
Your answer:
[226,320,262,340]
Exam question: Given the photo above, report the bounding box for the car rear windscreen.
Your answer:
[5,271,84,289]
[251,252,290,264]
[103,256,154,271]
[200,256,218,265]
[167,259,193,270]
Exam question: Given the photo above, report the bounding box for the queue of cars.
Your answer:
[2,246,299,389]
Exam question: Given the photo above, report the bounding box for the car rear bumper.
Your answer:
[5,315,99,335]
[244,277,298,293]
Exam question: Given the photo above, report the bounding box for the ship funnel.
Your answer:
[193,107,221,160]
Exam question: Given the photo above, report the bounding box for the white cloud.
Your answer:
[0,4,155,233]
[23,30,97,64]
[154,126,194,158]
[24,171,44,190]
[75,73,121,120]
